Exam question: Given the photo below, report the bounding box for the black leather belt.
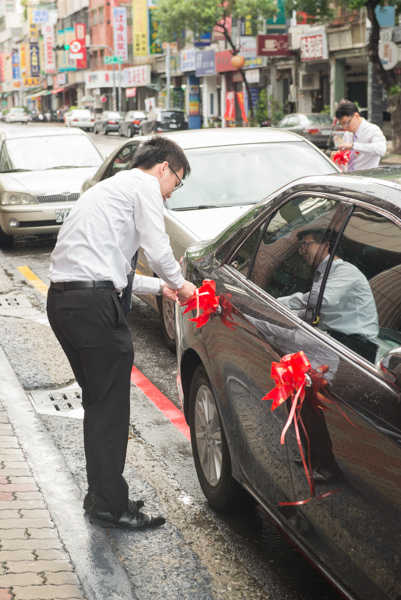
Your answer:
[50,281,115,291]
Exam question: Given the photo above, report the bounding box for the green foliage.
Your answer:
[389,84,401,96]
[154,0,278,43]
[321,104,331,114]
[255,88,269,124]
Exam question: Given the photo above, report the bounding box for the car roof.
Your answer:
[134,127,319,150]
[0,127,89,141]
[273,166,401,216]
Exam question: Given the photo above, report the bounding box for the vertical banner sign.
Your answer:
[75,23,87,69]
[148,0,162,54]
[133,0,148,57]
[28,8,39,38]
[43,23,56,74]
[4,53,12,83]
[224,91,235,121]
[0,53,5,82]
[30,43,40,77]
[19,44,28,79]
[188,85,200,116]
[113,7,128,61]
[12,50,20,80]
[236,91,248,123]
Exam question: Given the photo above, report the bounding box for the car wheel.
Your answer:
[158,296,176,353]
[104,126,108,135]
[119,126,124,137]
[189,365,241,511]
[128,126,133,138]
[0,226,13,247]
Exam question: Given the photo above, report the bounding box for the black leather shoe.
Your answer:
[89,503,166,530]
[83,492,144,514]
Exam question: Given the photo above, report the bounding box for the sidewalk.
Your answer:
[0,345,137,600]
[381,139,401,166]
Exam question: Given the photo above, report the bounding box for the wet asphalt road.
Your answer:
[0,122,343,600]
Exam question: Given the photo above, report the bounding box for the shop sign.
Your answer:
[244,56,264,69]
[224,91,235,121]
[12,51,20,80]
[30,44,40,76]
[23,77,40,87]
[57,72,67,86]
[245,69,259,84]
[195,49,215,76]
[113,7,128,62]
[257,35,292,56]
[181,49,195,72]
[43,23,55,74]
[379,40,399,70]
[133,0,148,57]
[240,36,257,58]
[123,65,151,87]
[188,84,200,116]
[149,1,162,55]
[300,29,328,61]
[85,70,124,88]
[126,87,136,97]
[32,9,49,23]
[215,50,236,73]
[75,23,87,69]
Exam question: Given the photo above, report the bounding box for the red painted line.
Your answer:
[131,366,190,440]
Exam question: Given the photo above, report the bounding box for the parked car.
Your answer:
[176,165,401,600]
[5,107,29,124]
[277,113,334,149]
[118,111,146,138]
[93,111,124,135]
[81,128,338,350]
[64,108,95,131]
[139,109,188,135]
[0,127,103,246]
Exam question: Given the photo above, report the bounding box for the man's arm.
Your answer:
[353,126,386,157]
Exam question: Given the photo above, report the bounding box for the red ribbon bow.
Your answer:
[263,352,342,505]
[181,279,235,329]
[332,149,351,168]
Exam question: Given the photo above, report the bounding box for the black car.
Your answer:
[176,166,401,600]
[93,111,124,135]
[118,110,146,138]
[277,113,334,149]
[139,109,188,135]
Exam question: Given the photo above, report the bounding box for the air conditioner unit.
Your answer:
[299,72,320,90]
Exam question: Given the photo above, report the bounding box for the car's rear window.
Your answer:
[166,142,337,210]
[305,114,333,126]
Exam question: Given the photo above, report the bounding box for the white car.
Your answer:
[64,108,95,131]
[0,127,103,246]
[5,108,29,124]
[82,128,339,350]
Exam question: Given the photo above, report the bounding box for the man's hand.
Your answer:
[338,142,353,151]
[177,281,196,303]
[162,285,178,302]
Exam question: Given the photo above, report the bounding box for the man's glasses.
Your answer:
[298,240,318,253]
[158,160,183,190]
[339,114,354,129]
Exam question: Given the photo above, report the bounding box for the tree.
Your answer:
[286,0,401,152]
[154,0,278,119]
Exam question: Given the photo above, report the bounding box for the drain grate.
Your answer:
[0,294,33,308]
[28,383,84,418]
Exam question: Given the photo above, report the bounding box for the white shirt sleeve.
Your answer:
[353,126,386,157]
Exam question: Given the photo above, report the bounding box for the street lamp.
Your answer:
[86,44,117,111]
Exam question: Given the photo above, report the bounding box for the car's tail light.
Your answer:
[157,127,163,133]
[133,119,140,124]
[91,119,95,122]
[108,120,116,124]
[73,118,79,122]
[304,128,319,135]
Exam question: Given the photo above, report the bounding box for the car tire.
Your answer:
[104,126,108,135]
[189,365,241,511]
[157,296,176,353]
[0,226,13,247]
[119,126,124,137]
[128,126,133,138]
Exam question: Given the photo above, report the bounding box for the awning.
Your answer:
[51,87,65,94]
[24,88,45,100]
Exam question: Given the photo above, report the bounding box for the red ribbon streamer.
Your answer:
[262,351,342,505]
[332,149,351,167]
[181,279,236,329]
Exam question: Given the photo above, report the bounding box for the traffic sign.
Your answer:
[69,40,82,54]
[104,56,123,64]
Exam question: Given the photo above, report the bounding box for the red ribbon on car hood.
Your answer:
[181,279,235,329]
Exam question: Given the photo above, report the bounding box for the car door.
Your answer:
[201,193,348,512]
[285,201,401,600]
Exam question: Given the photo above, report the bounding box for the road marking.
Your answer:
[17,265,48,297]
[131,366,190,440]
[17,266,189,439]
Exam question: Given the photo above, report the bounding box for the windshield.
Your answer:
[166,142,337,210]
[1,135,102,171]
[305,114,333,125]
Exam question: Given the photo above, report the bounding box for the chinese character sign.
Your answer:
[12,51,20,80]
[123,65,151,86]
[133,0,148,57]
[75,23,87,69]
[43,23,56,74]
[149,6,162,55]
[32,9,49,23]
[113,7,128,61]
[30,44,40,77]
[300,31,328,61]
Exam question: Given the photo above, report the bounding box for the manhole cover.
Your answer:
[0,294,33,308]
[28,382,84,418]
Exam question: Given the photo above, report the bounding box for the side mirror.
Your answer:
[378,347,401,388]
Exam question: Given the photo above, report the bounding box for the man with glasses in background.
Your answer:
[331,100,386,170]
[47,136,196,531]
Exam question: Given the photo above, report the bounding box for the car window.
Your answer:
[314,206,401,363]
[278,116,289,127]
[306,114,333,126]
[161,111,186,123]
[166,143,337,211]
[248,195,340,298]
[1,135,102,171]
[107,144,139,177]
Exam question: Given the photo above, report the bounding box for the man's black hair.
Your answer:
[297,228,336,254]
[335,100,359,120]
[131,135,191,179]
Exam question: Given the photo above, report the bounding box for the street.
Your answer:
[0,122,343,600]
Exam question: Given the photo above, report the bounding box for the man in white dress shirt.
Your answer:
[278,228,379,363]
[47,136,196,531]
[332,100,386,170]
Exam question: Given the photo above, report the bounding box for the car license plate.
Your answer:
[169,123,178,128]
[322,129,331,135]
[55,208,71,224]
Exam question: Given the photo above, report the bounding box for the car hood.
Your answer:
[0,167,99,195]
[166,204,252,240]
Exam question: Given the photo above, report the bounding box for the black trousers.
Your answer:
[46,286,134,512]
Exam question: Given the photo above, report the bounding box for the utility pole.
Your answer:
[86,44,116,110]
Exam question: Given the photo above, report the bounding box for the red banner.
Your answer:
[224,91,235,121]
[236,91,248,123]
